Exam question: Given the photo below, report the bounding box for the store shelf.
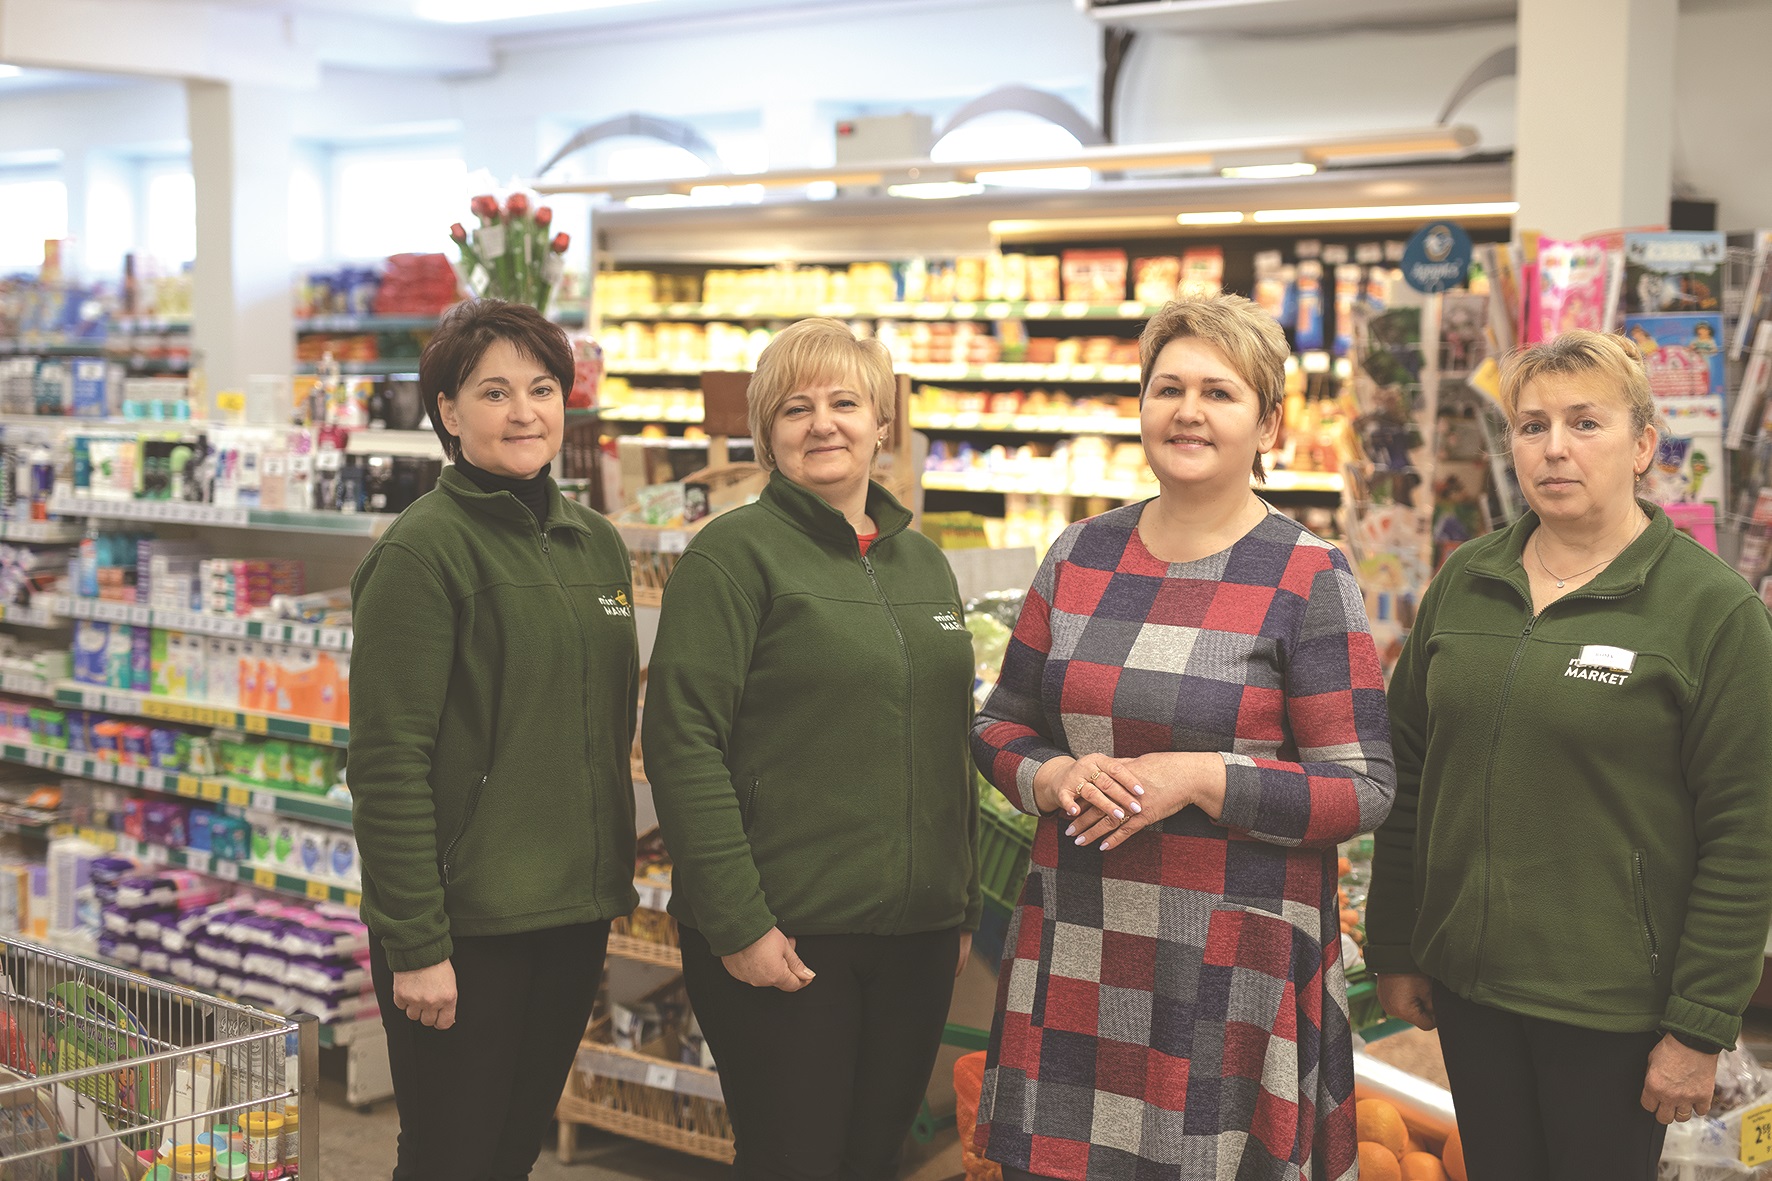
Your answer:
[598,300,1165,323]
[575,1041,723,1103]
[0,602,65,629]
[605,361,1142,383]
[0,741,352,827]
[48,494,396,537]
[344,429,442,458]
[0,673,53,699]
[606,933,682,970]
[290,361,419,376]
[0,340,107,357]
[913,413,1142,436]
[53,596,352,650]
[53,682,348,747]
[296,314,440,332]
[920,469,1344,497]
[49,824,362,907]
[598,407,705,423]
[0,520,85,544]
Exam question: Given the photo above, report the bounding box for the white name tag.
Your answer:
[1577,644,1637,673]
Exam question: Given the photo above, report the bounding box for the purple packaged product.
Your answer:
[130,625,151,692]
[149,727,179,769]
[191,962,219,989]
[101,910,133,936]
[121,725,150,765]
[217,972,246,997]
[91,723,120,764]
[285,957,368,995]
[74,620,109,684]
[170,956,196,983]
[67,711,92,753]
[140,948,171,973]
[141,801,189,849]
[97,934,120,960]
[188,810,214,854]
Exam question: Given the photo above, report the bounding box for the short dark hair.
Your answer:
[420,299,575,460]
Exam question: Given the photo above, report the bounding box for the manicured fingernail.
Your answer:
[1133,784,1145,796]
[1064,825,1076,837]
[1131,801,1141,813]
[1113,808,1124,820]
[1068,805,1079,815]
[1100,841,1113,851]
[1074,835,1087,845]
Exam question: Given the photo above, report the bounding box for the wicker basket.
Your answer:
[557,1040,735,1165]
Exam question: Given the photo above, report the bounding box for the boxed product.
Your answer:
[74,620,109,685]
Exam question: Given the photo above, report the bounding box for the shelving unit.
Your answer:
[49,823,361,907]
[600,300,1167,323]
[52,595,353,650]
[48,494,397,536]
[53,682,348,747]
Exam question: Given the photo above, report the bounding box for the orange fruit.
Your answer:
[1357,1098,1408,1158]
[1401,1151,1448,1181]
[1359,1142,1403,1181]
[1442,1126,1467,1181]
[1339,856,1353,876]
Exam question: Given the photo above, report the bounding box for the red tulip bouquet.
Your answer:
[450,191,572,313]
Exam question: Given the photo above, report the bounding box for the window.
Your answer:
[0,177,68,272]
[333,151,467,260]
[145,170,196,267]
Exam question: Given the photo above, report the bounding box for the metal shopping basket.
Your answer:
[0,935,317,1178]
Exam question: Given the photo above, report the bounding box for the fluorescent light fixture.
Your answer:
[806,181,838,201]
[0,65,21,79]
[887,182,986,200]
[1219,162,1317,180]
[976,167,1092,191]
[416,0,659,20]
[1251,201,1519,223]
[1177,211,1246,226]
[624,193,693,209]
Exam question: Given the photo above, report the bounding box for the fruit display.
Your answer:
[1355,1098,1462,1181]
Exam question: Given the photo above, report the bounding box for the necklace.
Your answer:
[1533,515,1647,589]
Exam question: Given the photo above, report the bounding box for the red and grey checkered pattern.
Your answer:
[971,504,1394,1181]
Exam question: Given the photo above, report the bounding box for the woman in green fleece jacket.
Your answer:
[1367,330,1772,1180]
[644,317,979,1181]
[350,300,639,1181]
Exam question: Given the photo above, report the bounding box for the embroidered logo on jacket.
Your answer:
[600,591,632,618]
[932,610,966,632]
[1564,644,1636,685]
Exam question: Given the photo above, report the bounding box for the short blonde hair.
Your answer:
[1499,330,1656,436]
[1138,294,1289,480]
[746,318,896,471]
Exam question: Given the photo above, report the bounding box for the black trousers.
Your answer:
[1432,980,1668,1181]
[680,924,961,1181]
[370,921,610,1181]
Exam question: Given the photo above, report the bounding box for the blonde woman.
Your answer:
[1369,330,1772,1180]
[971,294,1395,1180]
[644,318,979,1180]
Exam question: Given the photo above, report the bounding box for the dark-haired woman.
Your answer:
[350,298,640,1180]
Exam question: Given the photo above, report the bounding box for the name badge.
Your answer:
[1577,644,1636,673]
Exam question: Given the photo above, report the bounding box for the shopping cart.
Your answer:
[0,935,317,1178]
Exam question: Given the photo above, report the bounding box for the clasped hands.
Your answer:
[1032,751,1225,852]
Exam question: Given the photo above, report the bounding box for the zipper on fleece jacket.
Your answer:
[860,549,917,922]
[441,774,489,885]
[1467,577,1638,989]
[1633,849,1661,976]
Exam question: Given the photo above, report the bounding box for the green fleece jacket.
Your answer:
[349,466,639,971]
[642,473,981,957]
[1366,503,1772,1049]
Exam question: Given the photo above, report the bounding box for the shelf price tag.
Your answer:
[226,785,252,808]
[213,859,239,882]
[344,891,362,909]
[291,626,316,646]
[244,714,270,735]
[643,1064,679,1092]
[319,628,345,649]
[175,776,200,799]
[252,792,276,813]
[200,780,223,802]
[1024,302,1051,318]
[310,724,334,745]
[252,867,277,890]
[1745,1103,1772,1165]
[305,879,330,901]
[1061,302,1089,318]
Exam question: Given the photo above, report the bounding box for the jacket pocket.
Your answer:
[739,776,759,833]
[440,773,489,885]
[1631,849,1661,978]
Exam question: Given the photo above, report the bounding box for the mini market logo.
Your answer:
[600,590,631,618]
[933,610,965,632]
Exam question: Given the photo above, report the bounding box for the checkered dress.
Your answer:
[971,504,1395,1181]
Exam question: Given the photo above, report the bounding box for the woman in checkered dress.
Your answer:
[970,295,1396,1181]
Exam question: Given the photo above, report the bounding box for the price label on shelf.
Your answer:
[291,626,316,646]
[984,302,1011,319]
[643,1064,679,1093]
[319,628,345,649]
[1023,302,1051,318]
[1745,1103,1772,1166]
[224,619,248,637]
[90,762,115,782]
[252,867,277,890]
[951,303,977,319]
[22,748,44,768]
[344,891,362,909]
[244,714,269,735]
[226,786,252,808]
[305,879,330,901]
[310,724,335,745]
[252,792,277,813]
[1061,302,1089,318]
[175,776,199,799]
[142,844,168,865]
[1118,300,1147,318]
[213,859,238,882]
[200,780,223,802]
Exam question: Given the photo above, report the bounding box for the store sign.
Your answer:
[1401,221,1473,293]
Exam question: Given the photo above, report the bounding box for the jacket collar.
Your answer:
[1465,498,1673,602]
[759,470,913,549]
[436,464,595,536]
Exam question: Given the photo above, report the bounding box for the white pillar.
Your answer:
[1514,0,1679,239]
[187,79,293,414]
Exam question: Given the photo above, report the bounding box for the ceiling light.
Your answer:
[624,193,693,209]
[1251,201,1519,223]
[887,182,986,200]
[1220,162,1317,180]
[1177,211,1246,226]
[415,0,659,21]
[976,167,1092,191]
[0,65,21,79]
